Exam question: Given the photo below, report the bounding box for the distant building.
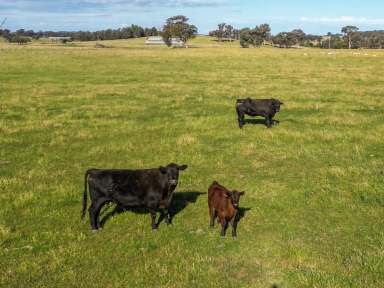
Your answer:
[145,36,183,46]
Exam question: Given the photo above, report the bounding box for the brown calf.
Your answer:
[208,181,245,237]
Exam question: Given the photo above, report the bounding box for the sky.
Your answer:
[1,0,384,35]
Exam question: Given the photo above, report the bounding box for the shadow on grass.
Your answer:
[99,191,205,228]
[237,206,251,222]
[243,119,280,127]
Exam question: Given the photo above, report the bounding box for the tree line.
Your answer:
[209,23,384,49]
[1,16,384,49]
[0,24,159,43]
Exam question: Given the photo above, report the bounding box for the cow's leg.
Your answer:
[164,193,175,225]
[89,202,98,230]
[210,208,217,228]
[236,107,245,129]
[270,115,276,126]
[93,197,110,229]
[149,209,158,230]
[220,218,228,237]
[89,198,109,230]
[265,115,272,128]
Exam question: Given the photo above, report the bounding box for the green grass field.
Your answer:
[1,37,383,288]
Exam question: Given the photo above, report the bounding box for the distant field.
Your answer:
[0,37,383,288]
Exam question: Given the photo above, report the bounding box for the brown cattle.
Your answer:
[208,181,245,237]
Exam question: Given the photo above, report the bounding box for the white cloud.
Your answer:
[300,16,384,24]
[75,0,227,7]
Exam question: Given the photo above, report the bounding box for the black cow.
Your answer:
[236,98,283,128]
[82,163,188,231]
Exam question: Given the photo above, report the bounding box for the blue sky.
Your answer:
[1,0,384,34]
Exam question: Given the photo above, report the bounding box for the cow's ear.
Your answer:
[159,166,167,174]
[225,191,231,198]
[178,164,188,171]
[239,191,245,196]
[279,101,284,105]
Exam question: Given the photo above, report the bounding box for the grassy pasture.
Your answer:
[0,37,383,287]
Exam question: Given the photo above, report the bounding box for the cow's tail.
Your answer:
[82,170,91,219]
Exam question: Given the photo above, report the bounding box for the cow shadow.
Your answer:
[244,119,280,126]
[99,191,205,227]
[157,191,205,225]
[237,207,251,222]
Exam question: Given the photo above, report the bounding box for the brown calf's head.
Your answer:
[159,163,188,187]
[225,190,245,209]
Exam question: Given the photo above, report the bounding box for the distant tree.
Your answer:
[342,26,359,49]
[239,28,252,48]
[144,27,158,37]
[215,23,226,41]
[232,29,241,40]
[162,15,197,47]
[301,34,323,48]
[0,29,11,39]
[273,32,297,48]
[223,24,234,41]
[290,29,306,45]
[350,32,363,49]
[9,35,31,44]
[324,32,332,49]
[365,32,384,49]
[240,24,271,48]
[130,24,145,38]
[319,34,345,49]
[210,23,236,42]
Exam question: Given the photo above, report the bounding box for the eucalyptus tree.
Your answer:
[342,26,359,49]
[162,15,197,47]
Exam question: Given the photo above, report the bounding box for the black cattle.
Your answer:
[82,163,188,231]
[236,98,283,128]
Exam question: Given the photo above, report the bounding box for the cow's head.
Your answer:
[272,99,284,112]
[159,163,188,187]
[225,190,245,209]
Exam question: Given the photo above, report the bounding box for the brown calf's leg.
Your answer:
[210,208,217,228]
[220,218,228,237]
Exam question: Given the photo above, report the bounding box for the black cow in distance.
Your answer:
[236,98,283,128]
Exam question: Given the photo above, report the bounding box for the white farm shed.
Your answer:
[145,36,184,46]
